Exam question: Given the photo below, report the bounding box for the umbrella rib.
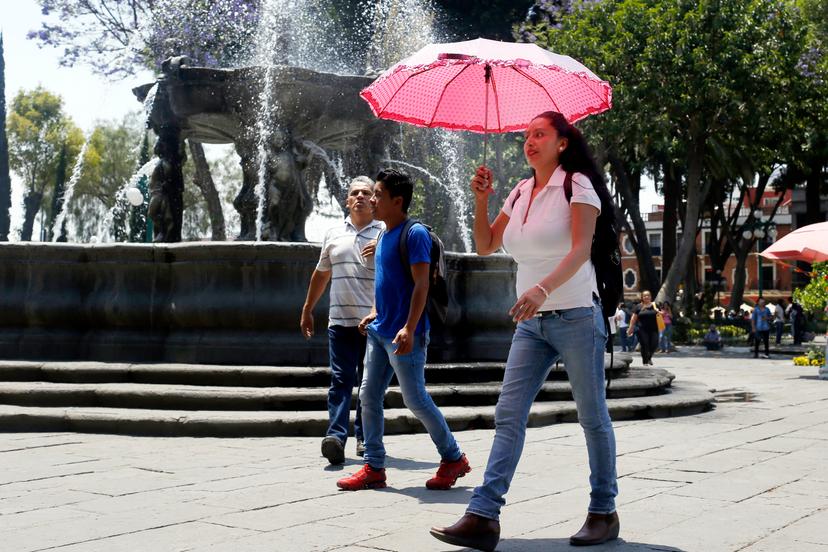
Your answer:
[376,66,434,119]
[428,63,473,127]
[511,66,561,114]
[489,67,503,131]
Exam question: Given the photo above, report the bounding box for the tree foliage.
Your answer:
[6,87,84,240]
[524,0,821,308]
[30,0,259,78]
[793,261,828,314]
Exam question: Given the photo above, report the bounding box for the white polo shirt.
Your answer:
[316,217,385,327]
[501,166,601,311]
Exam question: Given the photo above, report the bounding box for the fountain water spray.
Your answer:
[384,157,472,252]
[96,158,157,243]
[51,140,90,242]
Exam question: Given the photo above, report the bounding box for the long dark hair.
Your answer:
[531,111,616,227]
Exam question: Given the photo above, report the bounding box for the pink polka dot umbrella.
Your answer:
[360,38,613,162]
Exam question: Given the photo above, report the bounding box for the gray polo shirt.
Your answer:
[316,217,384,327]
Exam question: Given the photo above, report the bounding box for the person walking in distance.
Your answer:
[336,168,469,492]
[752,298,772,359]
[431,112,619,551]
[301,176,383,465]
[613,302,629,352]
[773,299,786,345]
[627,291,659,365]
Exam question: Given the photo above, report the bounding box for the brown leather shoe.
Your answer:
[569,511,620,546]
[430,513,500,552]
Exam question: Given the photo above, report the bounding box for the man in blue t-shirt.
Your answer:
[336,168,469,492]
[751,298,772,359]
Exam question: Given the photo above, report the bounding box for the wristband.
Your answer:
[534,283,550,299]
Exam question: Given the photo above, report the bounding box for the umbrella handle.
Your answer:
[482,63,491,169]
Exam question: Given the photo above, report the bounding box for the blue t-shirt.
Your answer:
[368,221,432,338]
[752,306,772,332]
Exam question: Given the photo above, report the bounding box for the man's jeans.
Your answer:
[617,328,629,352]
[359,328,461,469]
[774,321,784,344]
[467,300,617,520]
[326,325,365,445]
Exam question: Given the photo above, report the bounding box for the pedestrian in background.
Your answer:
[751,298,772,359]
[628,290,659,365]
[301,176,384,465]
[774,299,786,345]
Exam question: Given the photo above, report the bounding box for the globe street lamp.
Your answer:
[742,211,777,299]
[126,183,153,243]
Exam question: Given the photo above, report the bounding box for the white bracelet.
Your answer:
[534,283,550,299]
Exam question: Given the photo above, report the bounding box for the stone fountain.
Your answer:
[134,56,396,242]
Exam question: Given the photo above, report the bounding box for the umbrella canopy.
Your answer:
[760,222,828,264]
[360,37,612,133]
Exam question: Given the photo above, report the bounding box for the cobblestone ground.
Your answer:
[1,349,827,552]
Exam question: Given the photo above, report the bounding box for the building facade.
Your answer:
[619,189,796,307]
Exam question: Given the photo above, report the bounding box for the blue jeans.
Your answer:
[467,300,617,520]
[659,324,673,351]
[326,325,365,444]
[617,328,630,351]
[359,328,461,469]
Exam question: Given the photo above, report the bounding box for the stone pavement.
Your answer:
[1,350,827,552]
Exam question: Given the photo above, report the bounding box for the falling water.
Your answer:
[51,140,90,242]
[384,157,472,252]
[301,140,347,182]
[96,159,157,243]
[142,83,159,124]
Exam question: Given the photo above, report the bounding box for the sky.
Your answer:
[2,0,663,241]
[2,1,155,132]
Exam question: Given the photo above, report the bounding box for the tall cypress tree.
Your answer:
[0,33,12,241]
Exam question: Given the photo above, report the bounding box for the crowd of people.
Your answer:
[613,294,808,362]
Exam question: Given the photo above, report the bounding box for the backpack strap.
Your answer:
[563,171,573,204]
[398,218,418,281]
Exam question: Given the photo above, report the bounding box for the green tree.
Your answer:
[67,115,143,242]
[6,87,83,241]
[793,262,828,314]
[530,0,814,309]
[0,33,11,241]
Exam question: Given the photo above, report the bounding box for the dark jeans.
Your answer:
[617,329,630,352]
[774,321,784,344]
[638,329,659,364]
[327,325,366,444]
[754,330,770,357]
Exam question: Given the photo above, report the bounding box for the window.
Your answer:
[760,264,775,290]
[649,232,662,256]
[702,229,718,256]
[622,235,635,255]
[624,269,637,290]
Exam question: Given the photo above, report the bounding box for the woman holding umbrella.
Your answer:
[431,111,618,550]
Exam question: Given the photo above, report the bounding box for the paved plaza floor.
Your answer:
[2,349,827,551]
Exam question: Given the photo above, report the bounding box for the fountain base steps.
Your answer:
[0,355,714,437]
[0,354,632,388]
[0,383,713,437]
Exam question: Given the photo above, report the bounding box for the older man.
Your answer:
[301,176,384,465]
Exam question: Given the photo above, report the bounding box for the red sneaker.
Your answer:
[336,464,387,491]
[426,453,471,490]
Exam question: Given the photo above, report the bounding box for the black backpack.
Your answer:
[562,172,624,325]
[397,219,450,325]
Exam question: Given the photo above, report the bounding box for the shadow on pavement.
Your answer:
[491,538,686,551]
[387,485,474,504]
